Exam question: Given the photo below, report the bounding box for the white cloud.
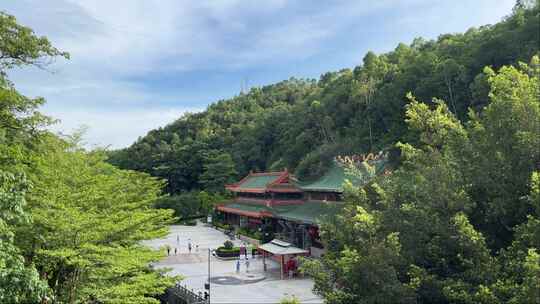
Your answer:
[47,106,201,149]
[2,0,517,149]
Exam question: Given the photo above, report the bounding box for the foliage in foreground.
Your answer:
[0,10,67,304]
[280,295,301,304]
[0,11,178,303]
[301,57,540,304]
[0,172,47,303]
[20,137,178,303]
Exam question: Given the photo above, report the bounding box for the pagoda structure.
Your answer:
[215,153,389,256]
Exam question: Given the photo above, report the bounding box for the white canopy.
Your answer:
[258,239,308,256]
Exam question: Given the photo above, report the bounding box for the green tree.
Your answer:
[200,150,237,193]
[351,51,390,150]
[0,11,68,303]
[464,57,540,250]
[198,190,226,215]
[0,12,68,71]
[488,171,540,303]
[154,192,202,220]
[301,181,415,304]
[0,172,47,303]
[301,56,540,304]
[0,11,68,169]
[18,136,177,303]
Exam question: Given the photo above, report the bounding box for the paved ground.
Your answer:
[142,222,323,303]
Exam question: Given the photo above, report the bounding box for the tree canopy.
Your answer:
[0,11,177,303]
[301,55,540,303]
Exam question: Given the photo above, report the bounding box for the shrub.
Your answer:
[280,296,300,304]
[237,227,262,240]
[215,246,240,258]
[213,221,231,231]
[223,240,234,249]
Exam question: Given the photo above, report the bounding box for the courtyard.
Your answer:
[142,222,323,304]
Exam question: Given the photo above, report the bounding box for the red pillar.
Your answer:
[280,255,284,280]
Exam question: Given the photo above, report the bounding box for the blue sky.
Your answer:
[4,0,515,148]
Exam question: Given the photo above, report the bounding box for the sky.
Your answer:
[3,0,516,149]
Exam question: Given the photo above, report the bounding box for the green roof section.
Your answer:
[238,174,281,189]
[223,202,271,213]
[298,159,388,192]
[273,201,344,224]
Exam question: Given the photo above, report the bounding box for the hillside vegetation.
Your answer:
[109,4,538,193]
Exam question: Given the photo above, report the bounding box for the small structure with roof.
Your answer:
[258,239,308,279]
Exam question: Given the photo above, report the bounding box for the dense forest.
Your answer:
[0,13,177,303]
[109,2,540,303]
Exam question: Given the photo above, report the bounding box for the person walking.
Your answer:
[236,259,241,273]
[245,258,250,273]
[174,247,177,255]
[240,243,246,259]
[176,234,179,243]
[188,242,192,253]
[166,245,171,256]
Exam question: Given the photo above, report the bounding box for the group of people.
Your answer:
[236,242,251,273]
[166,235,199,256]
[236,257,250,273]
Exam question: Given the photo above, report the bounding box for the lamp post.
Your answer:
[204,248,211,303]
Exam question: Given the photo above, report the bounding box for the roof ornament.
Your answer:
[335,151,387,168]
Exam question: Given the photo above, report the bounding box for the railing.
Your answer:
[162,283,208,304]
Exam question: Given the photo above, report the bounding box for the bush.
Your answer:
[213,221,231,231]
[237,227,262,240]
[215,246,240,258]
[280,296,300,304]
[223,240,234,249]
[214,245,256,258]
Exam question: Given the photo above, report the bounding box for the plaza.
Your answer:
[143,222,323,304]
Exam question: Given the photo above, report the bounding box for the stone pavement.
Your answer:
[142,222,322,303]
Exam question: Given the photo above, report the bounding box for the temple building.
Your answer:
[215,153,388,256]
[217,169,303,228]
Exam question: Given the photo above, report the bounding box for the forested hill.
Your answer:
[108,6,539,195]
